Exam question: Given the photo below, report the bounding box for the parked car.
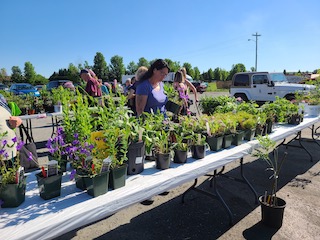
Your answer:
[46,80,71,91]
[189,80,207,93]
[229,72,315,103]
[0,83,9,91]
[9,83,40,97]
[35,85,45,91]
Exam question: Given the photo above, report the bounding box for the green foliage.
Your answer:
[109,55,125,81]
[253,135,287,206]
[199,95,236,115]
[11,66,24,83]
[24,62,36,85]
[154,129,171,154]
[93,52,109,80]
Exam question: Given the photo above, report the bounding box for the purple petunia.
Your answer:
[69,169,76,180]
[1,139,7,146]
[16,141,25,151]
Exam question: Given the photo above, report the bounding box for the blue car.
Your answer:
[9,83,40,97]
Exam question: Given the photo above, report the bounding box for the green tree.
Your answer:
[0,68,10,83]
[24,62,36,85]
[34,74,48,85]
[220,69,229,81]
[108,55,125,81]
[67,63,81,84]
[183,62,194,78]
[93,52,108,81]
[213,67,222,80]
[227,63,246,80]
[164,59,180,72]
[11,66,24,83]
[137,57,150,68]
[193,67,201,80]
[126,61,138,74]
[207,68,214,81]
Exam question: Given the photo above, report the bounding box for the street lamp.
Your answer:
[248,32,261,71]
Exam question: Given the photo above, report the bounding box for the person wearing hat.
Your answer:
[80,69,102,97]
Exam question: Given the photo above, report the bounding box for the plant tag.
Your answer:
[101,157,112,173]
[138,128,144,142]
[47,160,58,177]
[206,122,211,137]
[135,156,143,164]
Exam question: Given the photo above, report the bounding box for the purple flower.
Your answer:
[1,139,7,146]
[73,133,79,139]
[28,152,33,162]
[69,169,76,180]
[72,140,80,146]
[11,136,17,143]
[16,141,24,151]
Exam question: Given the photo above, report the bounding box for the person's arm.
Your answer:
[136,94,148,116]
[185,79,199,101]
[127,89,135,100]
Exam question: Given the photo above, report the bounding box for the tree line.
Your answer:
[2,51,317,86]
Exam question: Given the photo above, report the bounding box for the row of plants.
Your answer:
[0,86,90,115]
[0,92,304,208]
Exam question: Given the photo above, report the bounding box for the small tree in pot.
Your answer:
[253,135,288,228]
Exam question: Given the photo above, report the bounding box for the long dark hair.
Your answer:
[140,59,170,82]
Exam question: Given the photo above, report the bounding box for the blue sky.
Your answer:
[1,0,320,78]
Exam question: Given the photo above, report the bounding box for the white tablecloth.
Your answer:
[0,116,319,240]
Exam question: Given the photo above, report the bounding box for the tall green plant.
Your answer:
[253,135,287,206]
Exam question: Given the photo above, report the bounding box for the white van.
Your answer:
[122,72,193,84]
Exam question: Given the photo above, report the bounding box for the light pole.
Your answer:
[248,32,261,71]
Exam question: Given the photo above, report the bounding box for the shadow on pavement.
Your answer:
[54,140,319,240]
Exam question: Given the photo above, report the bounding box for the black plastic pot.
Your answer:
[191,145,205,159]
[84,171,109,197]
[244,128,256,141]
[0,177,26,208]
[165,100,181,115]
[206,135,223,151]
[155,152,171,169]
[127,141,145,175]
[288,114,303,125]
[232,131,245,146]
[259,195,286,228]
[109,164,127,190]
[173,149,188,163]
[75,174,90,190]
[266,121,274,134]
[222,134,233,148]
[36,172,63,200]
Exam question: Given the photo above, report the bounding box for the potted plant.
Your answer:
[35,127,69,200]
[46,127,68,172]
[0,132,26,208]
[52,87,63,112]
[205,117,225,151]
[126,123,145,175]
[172,129,191,164]
[237,111,258,141]
[190,133,207,159]
[253,135,287,228]
[153,129,172,169]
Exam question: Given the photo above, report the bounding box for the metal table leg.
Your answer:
[181,172,234,226]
